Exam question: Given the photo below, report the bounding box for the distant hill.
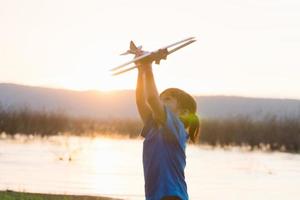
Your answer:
[0,83,299,120]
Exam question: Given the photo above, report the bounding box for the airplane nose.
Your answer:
[154,49,168,64]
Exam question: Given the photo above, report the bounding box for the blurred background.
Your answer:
[0,0,300,199]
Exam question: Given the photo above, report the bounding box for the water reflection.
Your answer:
[0,136,300,199]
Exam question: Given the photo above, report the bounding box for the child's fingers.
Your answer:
[134,51,153,67]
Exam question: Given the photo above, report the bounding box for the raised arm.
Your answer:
[136,66,152,124]
[143,64,166,125]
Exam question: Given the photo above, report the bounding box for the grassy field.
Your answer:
[0,190,121,200]
[0,107,299,152]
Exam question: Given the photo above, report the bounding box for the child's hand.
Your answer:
[153,49,168,64]
[135,48,168,69]
[134,51,152,72]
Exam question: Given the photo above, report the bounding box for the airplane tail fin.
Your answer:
[120,41,142,55]
[130,41,138,51]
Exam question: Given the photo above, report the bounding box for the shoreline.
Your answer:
[0,190,123,200]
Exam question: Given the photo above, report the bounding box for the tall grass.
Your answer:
[0,107,299,152]
[0,107,68,136]
[0,106,141,137]
[200,115,300,152]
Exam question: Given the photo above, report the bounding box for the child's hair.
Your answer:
[160,88,200,143]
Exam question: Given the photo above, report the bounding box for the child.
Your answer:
[135,51,200,200]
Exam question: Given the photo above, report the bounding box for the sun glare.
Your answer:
[85,138,144,197]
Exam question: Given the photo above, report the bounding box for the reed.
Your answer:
[0,106,142,137]
[0,107,299,152]
[200,115,300,152]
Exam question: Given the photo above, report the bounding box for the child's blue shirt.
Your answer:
[141,105,189,200]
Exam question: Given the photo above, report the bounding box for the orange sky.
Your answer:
[1,0,300,99]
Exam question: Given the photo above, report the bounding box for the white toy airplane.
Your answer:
[110,37,196,76]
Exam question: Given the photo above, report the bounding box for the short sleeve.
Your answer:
[140,117,155,138]
[161,105,187,142]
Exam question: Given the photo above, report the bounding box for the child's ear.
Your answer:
[180,109,189,116]
[184,109,189,115]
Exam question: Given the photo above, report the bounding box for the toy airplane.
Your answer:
[110,37,196,76]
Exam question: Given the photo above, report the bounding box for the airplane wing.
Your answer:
[110,37,196,74]
[110,52,152,72]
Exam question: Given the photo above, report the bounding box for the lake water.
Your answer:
[0,135,300,200]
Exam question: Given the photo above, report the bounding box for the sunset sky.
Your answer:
[1,0,300,99]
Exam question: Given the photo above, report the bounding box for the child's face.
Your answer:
[160,93,179,115]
